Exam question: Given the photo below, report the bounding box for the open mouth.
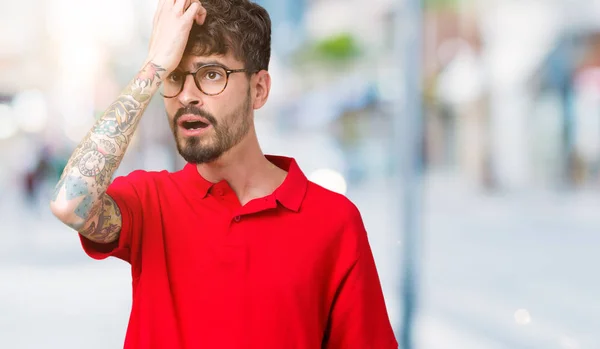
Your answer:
[181,120,210,130]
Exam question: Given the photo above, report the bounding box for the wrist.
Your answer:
[135,61,169,92]
[143,57,172,76]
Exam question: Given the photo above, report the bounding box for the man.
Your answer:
[50,0,398,348]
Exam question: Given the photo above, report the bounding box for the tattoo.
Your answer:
[72,139,119,185]
[64,175,89,200]
[92,62,165,149]
[78,150,106,176]
[80,221,97,236]
[92,96,141,149]
[87,197,103,218]
[80,196,122,243]
[75,195,94,219]
[51,174,67,202]
[99,139,116,153]
[52,62,164,228]
[135,62,165,92]
[92,223,121,243]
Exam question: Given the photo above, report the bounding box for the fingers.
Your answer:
[174,0,191,14]
[195,3,207,25]
[153,0,166,25]
[154,0,204,27]
[184,1,206,25]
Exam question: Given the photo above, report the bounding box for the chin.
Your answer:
[179,149,224,165]
[176,134,202,149]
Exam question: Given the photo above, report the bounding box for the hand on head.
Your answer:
[147,0,208,74]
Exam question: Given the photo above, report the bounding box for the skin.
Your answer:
[50,62,165,242]
[165,54,287,206]
[50,0,286,244]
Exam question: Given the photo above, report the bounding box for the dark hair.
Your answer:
[184,0,272,73]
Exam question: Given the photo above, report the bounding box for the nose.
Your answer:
[177,74,204,107]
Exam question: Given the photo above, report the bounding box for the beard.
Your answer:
[171,88,252,164]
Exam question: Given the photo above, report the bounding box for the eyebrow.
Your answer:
[192,60,228,70]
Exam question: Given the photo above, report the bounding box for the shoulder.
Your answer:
[302,181,369,263]
[107,168,182,210]
[304,181,365,231]
[302,181,366,245]
[110,168,178,193]
[116,168,176,182]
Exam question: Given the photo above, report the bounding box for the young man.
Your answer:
[50,0,398,348]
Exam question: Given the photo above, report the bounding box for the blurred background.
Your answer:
[1,0,600,348]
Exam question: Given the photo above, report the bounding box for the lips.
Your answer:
[176,114,213,138]
[177,114,211,130]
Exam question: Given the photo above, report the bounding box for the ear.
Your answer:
[252,70,271,110]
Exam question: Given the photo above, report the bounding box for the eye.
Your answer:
[167,72,183,82]
[203,70,223,81]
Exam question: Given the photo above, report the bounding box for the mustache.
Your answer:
[174,105,217,126]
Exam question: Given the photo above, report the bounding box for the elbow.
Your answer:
[49,201,84,230]
[49,199,69,220]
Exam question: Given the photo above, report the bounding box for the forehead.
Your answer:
[177,53,242,71]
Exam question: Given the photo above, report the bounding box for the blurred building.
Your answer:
[3,0,600,193]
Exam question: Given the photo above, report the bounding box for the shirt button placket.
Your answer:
[234,215,241,223]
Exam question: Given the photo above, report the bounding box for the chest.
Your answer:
[132,195,339,345]
[141,201,333,303]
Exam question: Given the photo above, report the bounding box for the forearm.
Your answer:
[50,62,166,230]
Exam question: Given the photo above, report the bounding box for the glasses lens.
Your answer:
[196,66,228,95]
[163,71,184,98]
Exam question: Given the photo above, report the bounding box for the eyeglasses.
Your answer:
[161,64,254,98]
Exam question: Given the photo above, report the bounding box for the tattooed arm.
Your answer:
[50,0,206,243]
[50,62,166,243]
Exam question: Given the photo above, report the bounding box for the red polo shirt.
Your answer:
[80,155,397,349]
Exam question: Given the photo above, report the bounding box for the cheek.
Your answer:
[164,101,177,122]
[164,96,179,108]
[219,94,243,116]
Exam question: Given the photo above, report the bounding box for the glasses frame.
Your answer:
[161,63,255,98]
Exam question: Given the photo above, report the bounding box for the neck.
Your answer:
[196,126,287,205]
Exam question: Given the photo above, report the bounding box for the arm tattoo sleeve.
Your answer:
[51,62,165,236]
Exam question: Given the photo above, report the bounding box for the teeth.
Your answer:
[182,121,208,130]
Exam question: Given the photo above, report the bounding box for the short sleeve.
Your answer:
[79,173,144,264]
[323,206,398,349]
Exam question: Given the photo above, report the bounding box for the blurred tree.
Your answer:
[293,32,362,67]
[313,33,361,61]
[424,0,461,10]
